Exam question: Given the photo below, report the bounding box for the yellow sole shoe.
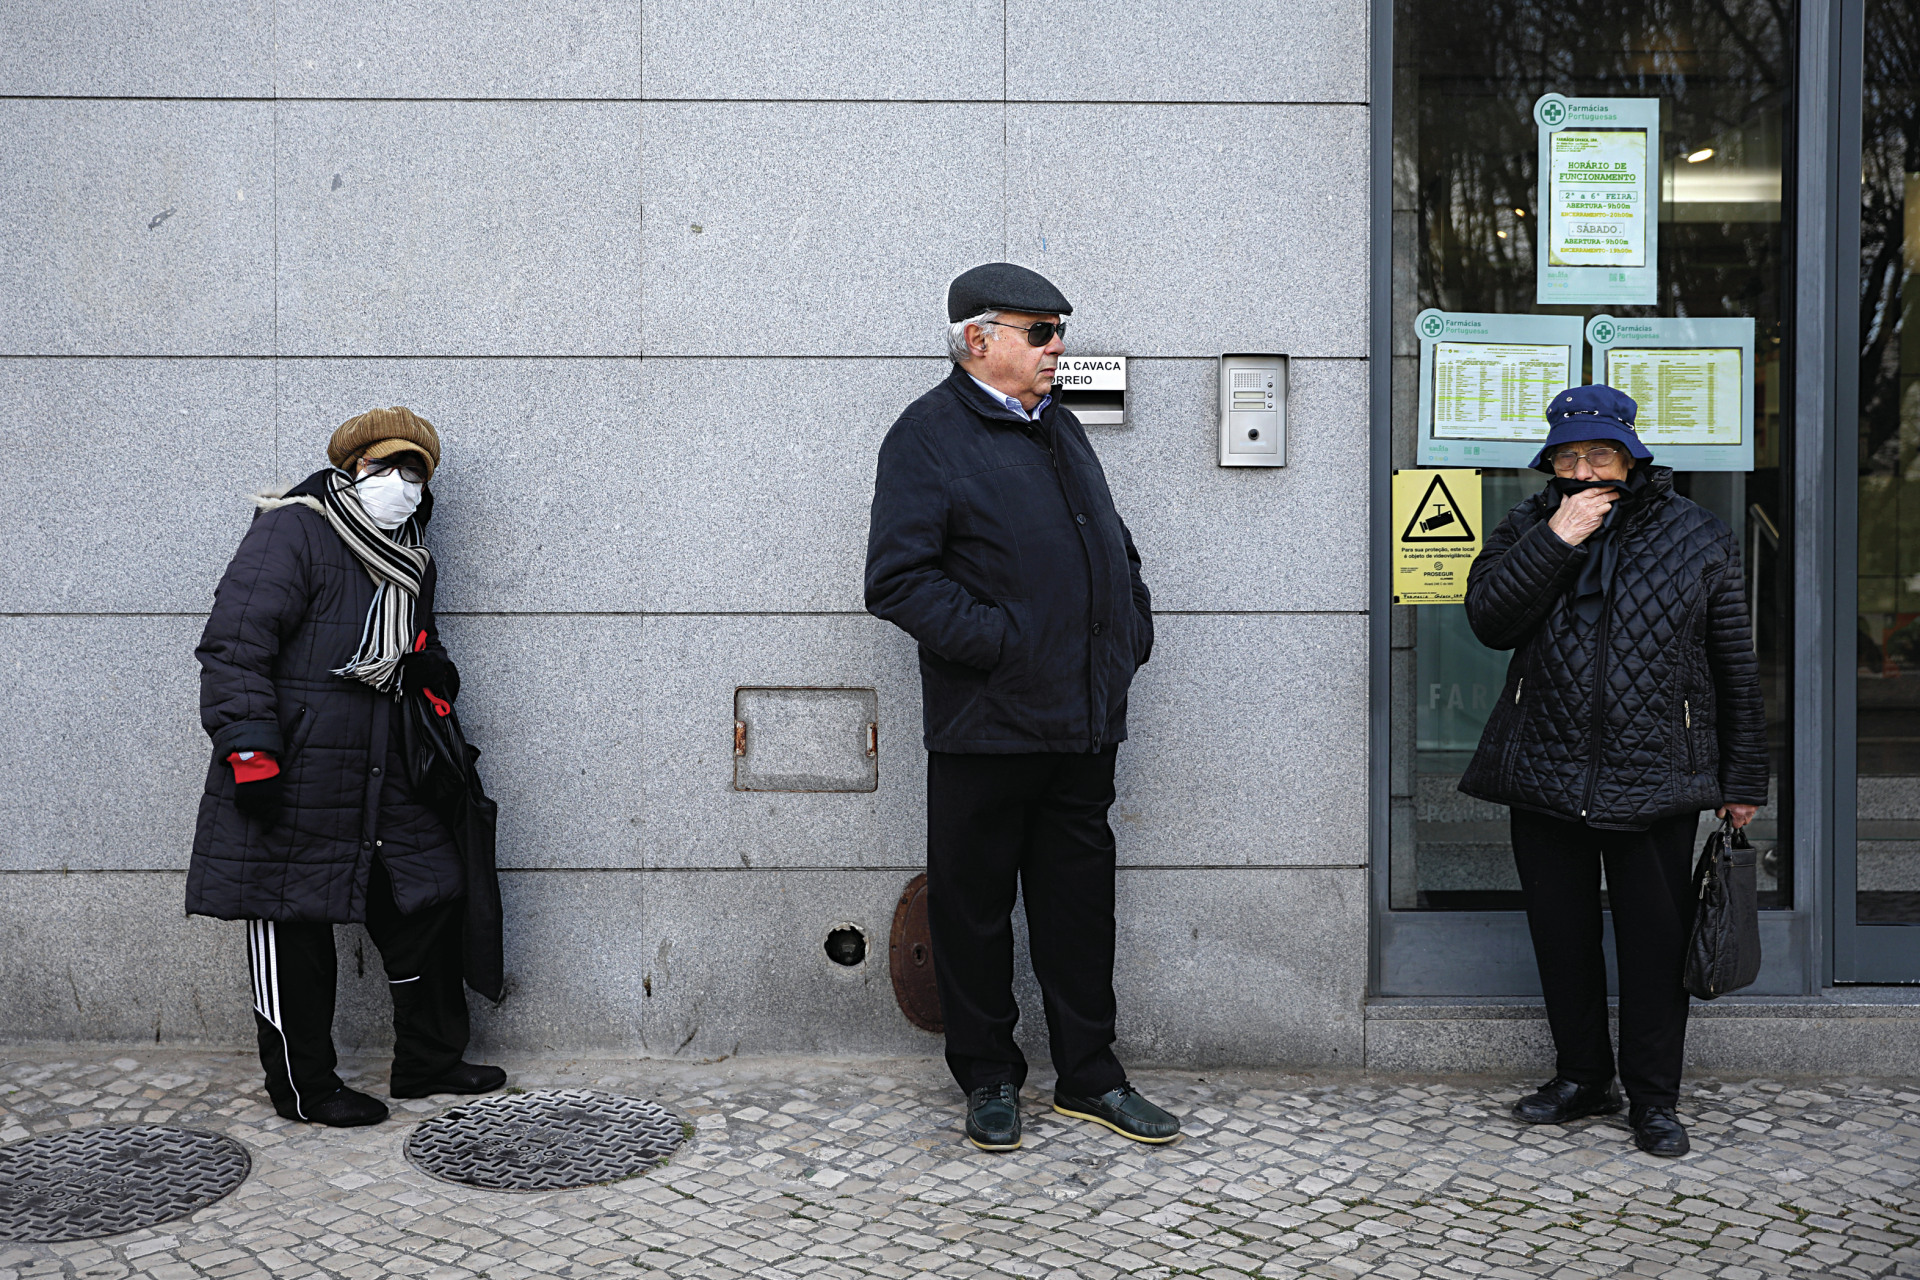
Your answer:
[967,1134,1022,1152]
[1052,1103,1180,1144]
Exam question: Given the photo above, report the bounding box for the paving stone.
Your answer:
[1,1054,1915,1279]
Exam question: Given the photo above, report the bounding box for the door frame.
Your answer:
[1368,0,1857,996]
[1830,0,1920,982]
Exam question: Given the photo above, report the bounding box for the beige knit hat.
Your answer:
[327,406,442,480]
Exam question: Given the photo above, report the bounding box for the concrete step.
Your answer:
[1365,989,1920,1076]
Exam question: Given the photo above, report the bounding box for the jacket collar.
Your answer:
[1539,464,1671,513]
[945,363,1054,429]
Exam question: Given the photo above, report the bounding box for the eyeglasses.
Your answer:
[1549,446,1622,471]
[982,319,1067,347]
[360,456,430,484]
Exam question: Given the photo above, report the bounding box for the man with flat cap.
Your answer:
[865,263,1178,1151]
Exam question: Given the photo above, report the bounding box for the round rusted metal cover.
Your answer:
[889,873,942,1033]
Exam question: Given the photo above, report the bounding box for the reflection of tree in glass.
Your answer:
[1857,0,1919,477]
[1401,0,1788,348]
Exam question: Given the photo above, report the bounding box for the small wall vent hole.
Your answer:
[825,926,867,967]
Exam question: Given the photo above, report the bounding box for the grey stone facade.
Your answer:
[0,1,1373,1068]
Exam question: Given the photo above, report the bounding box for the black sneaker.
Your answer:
[1053,1083,1180,1144]
[965,1083,1021,1151]
[1511,1076,1622,1125]
[1630,1105,1690,1157]
[284,1087,388,1127]
[391,1062,508,1099]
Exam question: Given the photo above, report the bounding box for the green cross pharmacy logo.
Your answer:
[1539,98,1567,127]
[1419,314,1445,340]
[1591,319,1616,344]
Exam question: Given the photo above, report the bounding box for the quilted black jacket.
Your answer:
[865,365,1152,753]
[1458,467,1769,829]
[188,470,463,923]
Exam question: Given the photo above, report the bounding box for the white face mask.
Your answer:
[354,471,424,530]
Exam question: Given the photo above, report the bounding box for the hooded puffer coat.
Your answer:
[865,365,1152,753]
[188,469,463,923]
[1458,466,1770,830]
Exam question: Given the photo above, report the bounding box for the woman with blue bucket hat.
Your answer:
[1459,384,1769,1158]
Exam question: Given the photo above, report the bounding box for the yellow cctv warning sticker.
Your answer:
[1393,469,1482,605]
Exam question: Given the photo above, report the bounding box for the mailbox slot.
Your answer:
[1052,355,1126,426]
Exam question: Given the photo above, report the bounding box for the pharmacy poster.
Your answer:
[1535,94,1661,307]
[1414,309,1584,469]
[1586,314,1755,472]
[1392,469,1483,605]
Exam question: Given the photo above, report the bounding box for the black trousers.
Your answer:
[1511,808,1699,1110]
[926,747,1127,1099]
[247,859,468,1116]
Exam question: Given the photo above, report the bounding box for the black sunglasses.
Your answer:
[360,455,430,485]
[982,319,1067,347]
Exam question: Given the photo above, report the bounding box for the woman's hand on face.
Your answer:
[1546,488,1622,546]
[1717,804,1759,829]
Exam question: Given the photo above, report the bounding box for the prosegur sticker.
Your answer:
[1392,469,1483,605]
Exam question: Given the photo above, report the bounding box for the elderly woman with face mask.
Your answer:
[1459,385,1768,1159]
[188,407,505,1127]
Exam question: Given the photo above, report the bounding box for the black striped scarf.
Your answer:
[264,470,432,694]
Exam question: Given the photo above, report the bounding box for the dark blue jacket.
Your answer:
[865,366,1152,753]
[188,470,463,923]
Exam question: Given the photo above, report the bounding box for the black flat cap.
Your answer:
[947,262,1073,322]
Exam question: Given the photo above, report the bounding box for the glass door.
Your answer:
[1376,0,1801,993]
[1840,0,1920,980]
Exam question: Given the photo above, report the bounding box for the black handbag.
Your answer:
[1683,817,1762,1000]
[400,689,505,1004]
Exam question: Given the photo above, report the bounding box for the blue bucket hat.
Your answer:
[1530,384,1654,473]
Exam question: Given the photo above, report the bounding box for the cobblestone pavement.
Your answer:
[2,1049,1917,1280]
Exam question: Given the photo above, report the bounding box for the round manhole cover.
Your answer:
[404,1089,685,1191]
[0,1125,250,1243]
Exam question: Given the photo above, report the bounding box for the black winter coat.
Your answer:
[865,366,1152,753]
[1458,467,1769,830]
[188,470,464,923]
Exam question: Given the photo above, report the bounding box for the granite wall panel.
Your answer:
[640,0,1001,101]
[0,873,252,1046]
[275,0,646,99]
[0,101,275,356]
[0,617,209,873]
[0,0,271,98]
[0,360,275,613]
[273,358,652,611]
[1004,104,1369,358]
[638,102,1001,357]
[1096,357,1370,613]
[1007,0,1368,105]
[275,102,645,356]
[1,2,1381,1070]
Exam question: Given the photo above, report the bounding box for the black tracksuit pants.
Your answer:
[1511,808,1700,1110]
[247,859,468,1116]
[926,747,1127,1099]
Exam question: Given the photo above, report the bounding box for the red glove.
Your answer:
[227,751,281,783]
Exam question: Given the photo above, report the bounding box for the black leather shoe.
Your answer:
[965,1083,1021,1151]
[1630,1105,1690,1157]
[1512,1076,1622,1124]
[286,1087,389,1127]
[391,1062,509,1099]
[1053,1083,1180,1144]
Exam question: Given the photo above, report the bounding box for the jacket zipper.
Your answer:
[1515,677,1525,705]
[1577,554,1624,820]
[1684,699,1697,773]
